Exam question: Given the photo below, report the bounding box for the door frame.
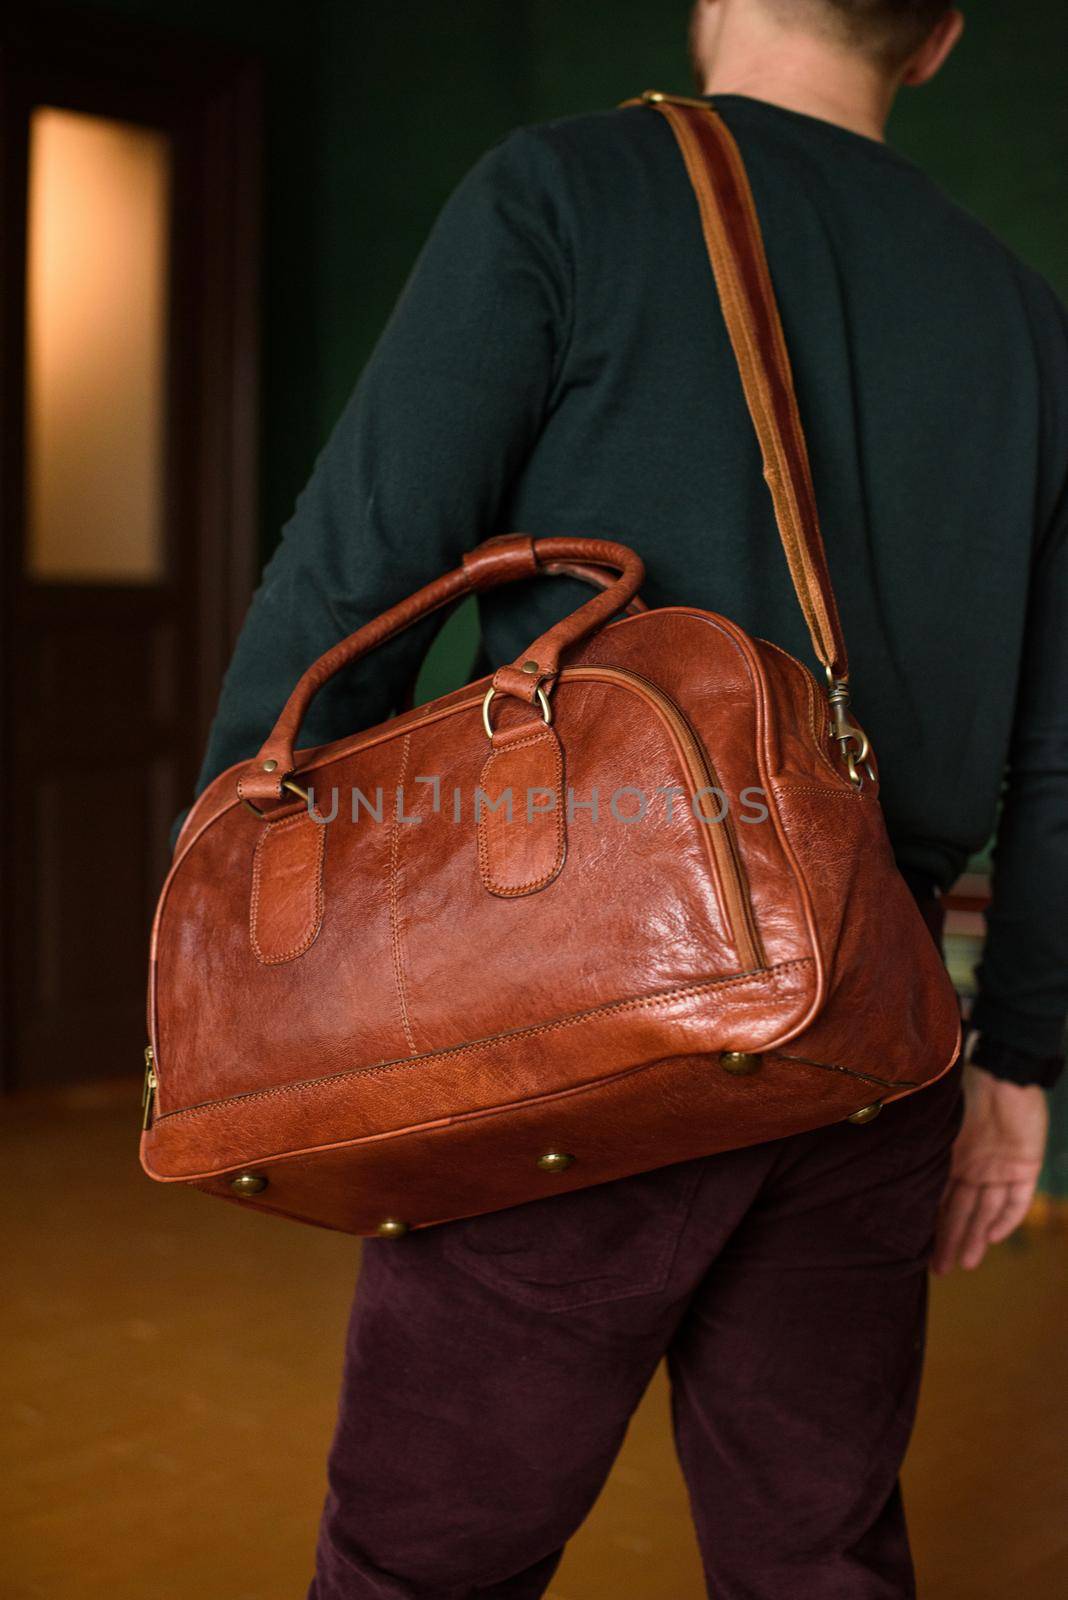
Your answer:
[0,6,263,1089]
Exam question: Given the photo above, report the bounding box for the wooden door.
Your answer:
[0,11,261,1088]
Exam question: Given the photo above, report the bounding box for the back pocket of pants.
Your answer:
[440,1159,703,1312]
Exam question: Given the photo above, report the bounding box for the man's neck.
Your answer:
[699,31,896,142]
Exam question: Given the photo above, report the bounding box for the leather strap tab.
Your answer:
[462,535,538,589]
[250,811,326,965]
[623,92,849,681]
[477,721,566,898]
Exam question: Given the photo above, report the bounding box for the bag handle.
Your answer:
[624,91,849,685]
[239,93,860,809]
[238,535,644,806]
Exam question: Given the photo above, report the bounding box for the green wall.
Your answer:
[70,0,1068,795]
[306,0,1068,688]
[50,0,1068,1168]
[67,0,1068,553]
[890,3,1068,297]
[314,0,1068,698]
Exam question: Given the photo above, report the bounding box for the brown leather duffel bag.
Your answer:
[141,94,960,1236]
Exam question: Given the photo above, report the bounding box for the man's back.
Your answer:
[195,99,1065,1076]
[476,95,1067,895]
[192,5,1065,1591]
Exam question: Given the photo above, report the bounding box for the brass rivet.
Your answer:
[536,1150,575,1173]
[720,1050,761,1076]
[521,660,540,674]
[230,1172,268,1196]
[847,1102,883,1125]
[261,758,278,773]
[376,1218,409,1238]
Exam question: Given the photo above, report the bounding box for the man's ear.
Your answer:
[900,8,965,87]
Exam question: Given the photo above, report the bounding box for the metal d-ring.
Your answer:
[241,777,313,819]
[482,685,553,741]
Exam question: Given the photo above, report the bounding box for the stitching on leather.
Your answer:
[717,123,843,665]
[485,729,555,753]
[155,957,815,1125]
[771,782,865,802]
[476,727,566,897]
[728,143,846,666]
[562,663,763,968]
[693,144,811,631]
[605,609,825,1030]
[237,770,281,804]
[670,107,834,669]
[756,640,841,780]
[249,814,326,965]
[182,627,738,855]
[160,1039,941,1205]
[388,735,418,1055]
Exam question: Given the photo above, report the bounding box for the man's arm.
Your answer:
[184,126,572,825]
[969,481,1068,1085]
[934,390,1068,1273]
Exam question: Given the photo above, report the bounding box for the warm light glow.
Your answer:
[25,107,171,583]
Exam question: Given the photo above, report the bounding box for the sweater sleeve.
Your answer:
[970,422,1068,1087]
[181,126,572,831]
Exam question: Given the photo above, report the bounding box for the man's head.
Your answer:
[689,0,964,111]
[761,1,960,69]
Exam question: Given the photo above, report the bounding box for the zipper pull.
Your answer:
[141,1045,157,1131]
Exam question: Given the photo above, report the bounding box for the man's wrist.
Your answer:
[966,1028,1063,1090]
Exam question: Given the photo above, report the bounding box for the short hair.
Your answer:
[766,0,954,64]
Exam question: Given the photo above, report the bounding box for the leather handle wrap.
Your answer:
[490,537,646,703]
[239,534,645,804]
[626,93,849,681]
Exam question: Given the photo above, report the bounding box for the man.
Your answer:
[191,2,1066,1594]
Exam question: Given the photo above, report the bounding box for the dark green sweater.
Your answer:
[192,95,1068,1085]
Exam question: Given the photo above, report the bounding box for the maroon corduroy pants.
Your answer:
[307,1051,963,1600]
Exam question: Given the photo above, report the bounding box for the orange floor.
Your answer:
[2,1081,1066,1599]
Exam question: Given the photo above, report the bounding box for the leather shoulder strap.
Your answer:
[622,91,849,682]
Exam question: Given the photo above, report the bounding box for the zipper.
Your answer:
[141,1044,157,1131]
[559,665,764,970]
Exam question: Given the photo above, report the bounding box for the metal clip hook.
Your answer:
[825,669,876,788]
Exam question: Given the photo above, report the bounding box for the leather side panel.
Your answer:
[767,780,961,1086]
[144,1014,880,1236]
[143,952,815,1181]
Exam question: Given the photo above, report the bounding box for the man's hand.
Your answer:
[931,1061,1048,1275]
